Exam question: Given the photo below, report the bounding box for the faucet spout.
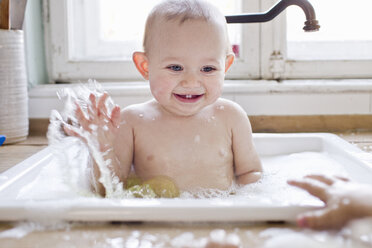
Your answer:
[225,0,320,32]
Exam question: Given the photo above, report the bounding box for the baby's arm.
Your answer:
[226,101,262,185]
[89,110,133,196]
[64,93,133,196]
[288,174,372,229]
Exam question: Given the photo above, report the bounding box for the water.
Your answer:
[48,81,126,198]
[15,146,347,207]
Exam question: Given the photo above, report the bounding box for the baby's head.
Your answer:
[133,0,235,116]
[143,0,232,56]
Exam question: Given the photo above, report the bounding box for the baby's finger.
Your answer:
[89,93,98,113]
[63,124,77,137]
[304,174,335,185]
[75,103,92,132]
[63,125,88,144]
[287,178,329,202]
[110,105,121,128]
[97,93,109,117]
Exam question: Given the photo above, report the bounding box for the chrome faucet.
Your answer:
[226,0,320,32]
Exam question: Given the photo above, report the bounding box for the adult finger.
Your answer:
[334,175,350,182]
[297,208,347,230]
[287,178,329,202]
[304,174,335,185]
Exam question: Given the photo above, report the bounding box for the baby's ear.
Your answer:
[225,53,235,73]
[133,52,149,80]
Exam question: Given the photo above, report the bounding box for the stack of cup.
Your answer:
[0,30,29,144]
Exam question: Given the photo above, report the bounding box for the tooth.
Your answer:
[186,94,192,99]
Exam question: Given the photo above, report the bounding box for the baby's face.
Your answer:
[146,19,231,116]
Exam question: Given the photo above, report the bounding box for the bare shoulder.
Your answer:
[120,99,159,125]
[213,98,248,122]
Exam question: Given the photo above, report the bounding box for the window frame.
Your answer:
[45,0,260,82]
[259,0,372,80]
[45,0,372,82]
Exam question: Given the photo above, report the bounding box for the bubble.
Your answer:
[171,232,195,247]
[226,233,241,246]
[210,229,227,243]
[139,113,144,118]
[360,235,371,243]
[218,105,225,110]
[89,124,98,131]
[106,237,125,248]
[125,237,140,248]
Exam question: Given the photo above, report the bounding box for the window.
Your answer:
[282,0,372,79]
[46,0,259,82]
[45,0,372,82]
[287,0,372,61]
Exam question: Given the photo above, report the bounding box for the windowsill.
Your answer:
[29,79,372,118]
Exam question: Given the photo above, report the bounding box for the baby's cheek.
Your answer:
[151,84,169,100]
[149,78,170,98]
[207,80,223,98]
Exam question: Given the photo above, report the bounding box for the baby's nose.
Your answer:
[181,72,201,88]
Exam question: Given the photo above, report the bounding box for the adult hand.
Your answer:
[288,174,372,229]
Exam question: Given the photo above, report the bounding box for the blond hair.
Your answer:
[143,0,231,54]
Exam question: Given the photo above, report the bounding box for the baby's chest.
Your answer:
[133,123,233,175]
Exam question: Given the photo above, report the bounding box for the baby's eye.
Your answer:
[201,66,216,73]
[167,65,183,72]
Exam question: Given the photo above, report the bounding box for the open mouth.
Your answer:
[174,93,204,103]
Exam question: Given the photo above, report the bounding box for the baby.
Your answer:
[66,0,262,196]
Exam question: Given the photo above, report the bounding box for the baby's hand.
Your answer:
[64,92,121,152]
[288,174,372,229]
